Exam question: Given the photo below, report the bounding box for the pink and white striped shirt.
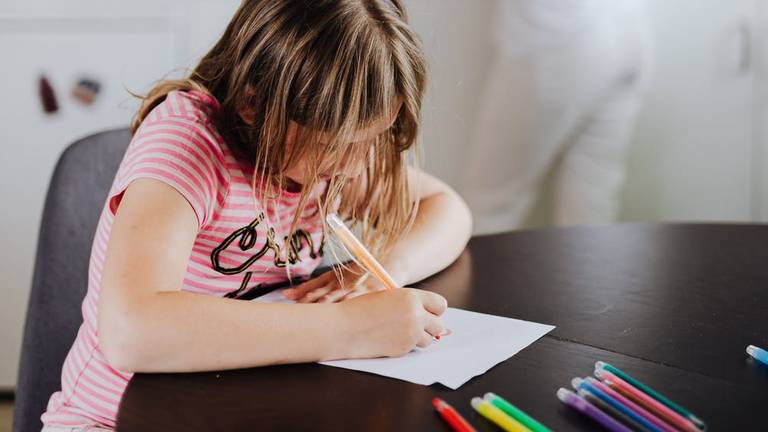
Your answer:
[42,90,329,429]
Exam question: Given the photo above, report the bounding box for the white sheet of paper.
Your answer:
[253,289,555,389]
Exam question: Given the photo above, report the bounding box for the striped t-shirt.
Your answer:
[42,90,329,429]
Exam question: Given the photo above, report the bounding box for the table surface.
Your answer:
[116,223,768,431]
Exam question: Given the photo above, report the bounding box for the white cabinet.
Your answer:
[621,0,765,222]
[0,0,240,390]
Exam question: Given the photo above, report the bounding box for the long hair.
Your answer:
[131,0,426,259]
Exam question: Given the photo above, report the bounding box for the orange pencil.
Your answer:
[325,213,399,290]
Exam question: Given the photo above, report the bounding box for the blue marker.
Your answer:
[747,345,768,366]
[572,377,662,432]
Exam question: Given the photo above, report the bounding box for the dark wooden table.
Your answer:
[116,224,768,431]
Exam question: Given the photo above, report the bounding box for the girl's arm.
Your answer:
[382,167,473,286]
[98,178,447,373]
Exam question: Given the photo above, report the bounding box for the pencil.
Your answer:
[326,213,399,290]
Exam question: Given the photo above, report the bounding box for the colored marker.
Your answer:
[471,397,530,432]
[586,377,674,432]
[557,388,632,432]
[484,392,551,432]
[572,378,660,432]
[596,361,706,430]
[747,345,768,366]
[433,398,477,432]
[595,368,699,432]
[578,390,645,431]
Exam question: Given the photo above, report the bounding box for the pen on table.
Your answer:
[483,392,551,432]
[595,368,699,432]
[557,388,632,432]
[747,345,768,366]
[326,213,399,290]
[595,361,706,430]
[572,378,661,432]
[578,389,642,431]
[433,397,476,432]
[470,397,530,432]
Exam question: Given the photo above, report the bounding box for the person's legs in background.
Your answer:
[552,1,651,225]
[462,0,651,234]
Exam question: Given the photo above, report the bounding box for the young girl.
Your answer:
[42,0,471,430]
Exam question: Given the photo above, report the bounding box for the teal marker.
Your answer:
[747,345,768,366]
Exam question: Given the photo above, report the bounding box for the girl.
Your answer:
[42,0,471,430]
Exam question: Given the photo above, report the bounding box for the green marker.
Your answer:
[483,392,551,432]
[595,361,706,430]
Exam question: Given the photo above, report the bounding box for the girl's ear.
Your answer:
[237,85,259,125]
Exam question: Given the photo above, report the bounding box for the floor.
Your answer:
[0,401,11,432]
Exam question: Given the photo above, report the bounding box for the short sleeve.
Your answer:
[109,116,226,228]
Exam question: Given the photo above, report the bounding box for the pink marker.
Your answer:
[586,377,676,432]
[595,369,699,432]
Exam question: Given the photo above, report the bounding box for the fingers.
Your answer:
[317,287,352,303]
[415,312,446,348]
[419,291,448,317]
[423,314,446,339]
[416,331,434,348]
[297,285,334,303]
[283,271,334,300]
[341,289,366,301]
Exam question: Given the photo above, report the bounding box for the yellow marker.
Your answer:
[471,397,531,432]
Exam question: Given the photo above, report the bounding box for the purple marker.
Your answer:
[557,388,632,432]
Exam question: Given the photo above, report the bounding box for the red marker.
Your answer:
[432,397,476,432]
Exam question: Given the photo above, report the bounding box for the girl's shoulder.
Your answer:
[144,89,220,127]
[121,90,231,228]
[134,90,228,163]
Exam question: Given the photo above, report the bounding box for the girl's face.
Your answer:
[283,111,398,186]
[240,104,401,191]
[240,104,400,190]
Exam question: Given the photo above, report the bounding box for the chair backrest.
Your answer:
[14,128,131,432]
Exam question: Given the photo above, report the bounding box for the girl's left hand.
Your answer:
[283,263,387,303]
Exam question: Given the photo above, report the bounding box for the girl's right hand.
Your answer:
[336,288,448,359]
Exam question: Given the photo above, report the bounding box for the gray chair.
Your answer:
[14,128,131,432]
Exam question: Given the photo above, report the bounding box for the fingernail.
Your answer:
[435,335,441,341]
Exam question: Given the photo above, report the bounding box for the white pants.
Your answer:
[462,0,652,234]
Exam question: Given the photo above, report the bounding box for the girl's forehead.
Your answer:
[312,102,401,144]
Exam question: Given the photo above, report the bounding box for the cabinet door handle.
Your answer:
[737,22,752,74]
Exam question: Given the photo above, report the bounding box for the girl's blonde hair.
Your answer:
[132,0,426,258]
